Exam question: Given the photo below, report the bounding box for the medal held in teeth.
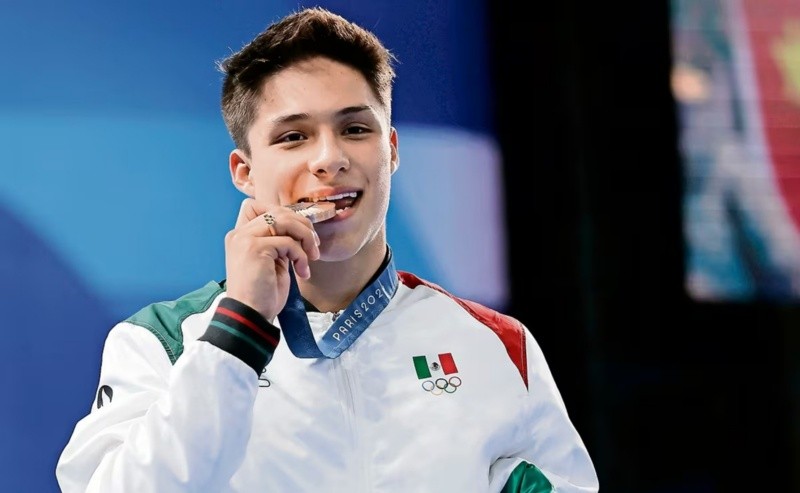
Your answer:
[286,201,336,223]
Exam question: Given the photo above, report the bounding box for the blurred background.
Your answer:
[0,0,797,491]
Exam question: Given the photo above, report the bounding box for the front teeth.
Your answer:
[311,192,358,202]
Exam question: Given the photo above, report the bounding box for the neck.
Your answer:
[298,237,388,314]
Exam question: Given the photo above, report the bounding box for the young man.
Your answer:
[56,7,599,492]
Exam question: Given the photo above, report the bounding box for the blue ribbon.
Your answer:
[277,248,399,359]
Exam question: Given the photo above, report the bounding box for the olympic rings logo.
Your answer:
[421,376,462,395]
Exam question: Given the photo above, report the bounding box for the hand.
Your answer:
[224,198,321,322]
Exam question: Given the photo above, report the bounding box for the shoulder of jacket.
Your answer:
[397,270,530,388]
[123,280,226,364]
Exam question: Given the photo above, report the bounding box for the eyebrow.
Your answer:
[270,105,374,125]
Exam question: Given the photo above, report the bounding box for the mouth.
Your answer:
[298,191,362,217]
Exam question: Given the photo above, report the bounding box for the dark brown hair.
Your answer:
[218,7,397,154]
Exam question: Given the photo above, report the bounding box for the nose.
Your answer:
[309,131,349,177]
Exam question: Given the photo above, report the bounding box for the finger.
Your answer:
[235,198,269,229]
[257,236,314,279]
[241,208,321,260]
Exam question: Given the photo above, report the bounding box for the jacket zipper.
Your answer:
[333,350,369,491]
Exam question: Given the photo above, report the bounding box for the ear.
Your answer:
[230,149,254,196]
[389,127,399,174]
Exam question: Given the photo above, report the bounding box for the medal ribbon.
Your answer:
[277,248,399,359]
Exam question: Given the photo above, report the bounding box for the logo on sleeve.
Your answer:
[412,353,462,395]
[259,367,271,388]
[96,385,113,409]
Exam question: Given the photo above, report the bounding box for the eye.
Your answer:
[344,125,371,136]
[276,132,306,144]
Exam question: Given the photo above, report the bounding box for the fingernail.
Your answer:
[313,230,320,246]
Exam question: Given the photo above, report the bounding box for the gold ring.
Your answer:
[263,213,276,227]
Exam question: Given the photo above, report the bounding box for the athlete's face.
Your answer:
[230,56,398,262]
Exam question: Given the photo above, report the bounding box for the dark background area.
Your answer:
[489,0,799,491]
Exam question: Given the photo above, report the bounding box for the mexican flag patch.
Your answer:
[412,353,458,378]
[412,353,462,395]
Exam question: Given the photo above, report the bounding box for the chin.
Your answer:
[317,239,360,263]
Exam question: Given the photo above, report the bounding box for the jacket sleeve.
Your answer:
[56,298,280,493]
[489,329,599,493]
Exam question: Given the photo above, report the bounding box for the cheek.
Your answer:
[249,168,283,201]
[375,149,394,190]
[372,166,393,204]
[373,144,393,176]
[253,165,308,205]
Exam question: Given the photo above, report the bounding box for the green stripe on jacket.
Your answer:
[501,461,553,493]
[125,280,225,363]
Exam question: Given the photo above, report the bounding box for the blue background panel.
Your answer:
[0,2,505,491]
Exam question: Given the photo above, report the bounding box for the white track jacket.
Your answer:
[56,266,599,492]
